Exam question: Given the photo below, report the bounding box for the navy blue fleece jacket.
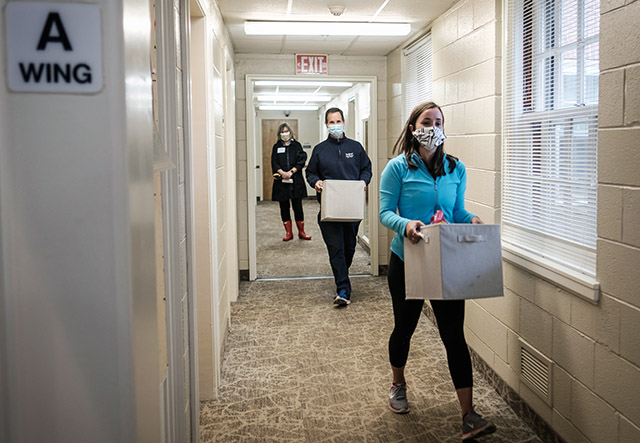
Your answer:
[305,135,372,201]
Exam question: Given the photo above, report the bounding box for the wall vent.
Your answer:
[519,339,553,406]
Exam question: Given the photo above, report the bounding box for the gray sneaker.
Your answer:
[461,407,496,440]
[388,382,409,414]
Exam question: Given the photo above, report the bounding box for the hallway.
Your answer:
[199,277,542,442]
[202,198,541,442]
[3,0,639,441]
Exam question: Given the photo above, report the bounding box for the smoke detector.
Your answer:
[328,6,345,16]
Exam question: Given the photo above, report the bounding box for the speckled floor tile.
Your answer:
[200,277,543,442]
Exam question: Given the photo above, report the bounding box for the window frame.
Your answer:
[502,0,600,303]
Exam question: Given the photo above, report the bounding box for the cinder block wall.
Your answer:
[386,0,640,441]
[431,0,501,224]
[593,0,640,442]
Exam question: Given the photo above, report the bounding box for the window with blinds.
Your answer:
[503,0,600,280]
[403,34,432,120]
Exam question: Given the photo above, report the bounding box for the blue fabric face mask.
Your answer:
[327,124,344,138]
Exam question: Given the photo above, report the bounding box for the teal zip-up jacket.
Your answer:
[379,153,476,261]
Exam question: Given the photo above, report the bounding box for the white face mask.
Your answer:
[327,124,344,138]
[412,126,446,152]
[280,131,291,142]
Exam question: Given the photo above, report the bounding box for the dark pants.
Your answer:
[279,198,304,222]
[387,252,473,389]
[318,211,360,295]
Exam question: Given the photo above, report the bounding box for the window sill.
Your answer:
[502,244,600,304]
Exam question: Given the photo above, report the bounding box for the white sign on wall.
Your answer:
[5,2,103,93]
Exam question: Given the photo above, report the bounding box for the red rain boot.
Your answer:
[282,220,294,241]
[296,221,312,240]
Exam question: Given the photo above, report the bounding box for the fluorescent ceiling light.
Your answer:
[256,95,332,102]
[244,21,410,37]
[255,81,353,87]
[259,105,319,111]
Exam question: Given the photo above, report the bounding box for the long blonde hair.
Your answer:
[392,101,456,176]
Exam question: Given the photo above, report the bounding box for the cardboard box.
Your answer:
[404,224,504,300]
[320,179,365,222]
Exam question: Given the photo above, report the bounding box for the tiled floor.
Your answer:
[200,198,544,442]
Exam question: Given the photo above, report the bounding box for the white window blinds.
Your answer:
[504,0,599,278]
[403,34,432,119]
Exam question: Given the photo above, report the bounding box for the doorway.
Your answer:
[245,75,379,281]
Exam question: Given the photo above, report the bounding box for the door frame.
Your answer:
[155,0,202,440]
[245,74,379,281]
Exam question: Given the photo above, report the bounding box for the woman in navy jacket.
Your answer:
[271,123,311,241]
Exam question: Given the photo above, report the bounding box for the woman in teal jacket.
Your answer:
[379,102,495,441]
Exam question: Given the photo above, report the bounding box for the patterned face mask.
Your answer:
[280,131,291,142]
[412,126,446,151]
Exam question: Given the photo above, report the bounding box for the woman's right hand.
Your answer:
[314,180,323,192]
[278,169,292,179]
[405,220,426,244]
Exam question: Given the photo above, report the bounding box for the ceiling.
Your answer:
[251,79,359,111]
[216,0,456,57]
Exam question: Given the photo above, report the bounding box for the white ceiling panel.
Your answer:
[217,0,458,56]
[216,0,288,14]
[281,40,353,54]
[288,0,382,16]
[379,0,453,18]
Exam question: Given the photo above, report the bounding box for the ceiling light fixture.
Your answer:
[244,21,410,37]
[254,81,353,87]
[259,105,319,111]
[256,95,332,102]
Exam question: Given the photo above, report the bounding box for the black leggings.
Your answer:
[387,252,473,389]
[279,198,304,222]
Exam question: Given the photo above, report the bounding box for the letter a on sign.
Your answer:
[37,12,73,51]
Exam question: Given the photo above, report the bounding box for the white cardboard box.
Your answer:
[404,224,504,300]
[320,179,365,222]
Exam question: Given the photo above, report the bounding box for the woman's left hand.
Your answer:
[471,216,484,224]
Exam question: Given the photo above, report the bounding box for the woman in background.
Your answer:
[379,102,495,440]
[271,123,311,241]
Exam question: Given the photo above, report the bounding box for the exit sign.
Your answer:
[296,54,328,75]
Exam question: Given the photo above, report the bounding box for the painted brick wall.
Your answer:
[385,0,640,441]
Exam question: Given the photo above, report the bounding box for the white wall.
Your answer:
[322,82,372,144]
[0,0,159,441]
[192,0,237,402]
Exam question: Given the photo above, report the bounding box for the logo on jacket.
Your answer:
[345,152,354,158]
